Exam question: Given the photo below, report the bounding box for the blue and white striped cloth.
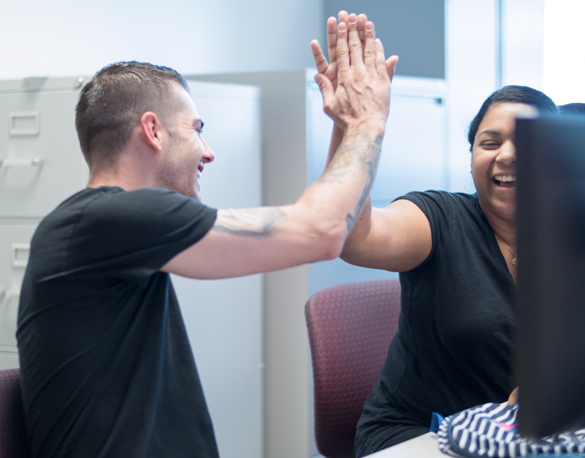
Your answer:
[436,402,585,457]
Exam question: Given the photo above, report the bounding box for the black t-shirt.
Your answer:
[17,187,218,458]
[354,191,516,457]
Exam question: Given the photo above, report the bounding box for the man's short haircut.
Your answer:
[75,61,189,166]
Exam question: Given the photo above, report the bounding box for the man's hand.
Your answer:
[161,14,395,280]
[310,12,398,94]
[314,14,393,134]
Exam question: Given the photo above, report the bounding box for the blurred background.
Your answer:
[1,0,583,105]
[0,1,583,458]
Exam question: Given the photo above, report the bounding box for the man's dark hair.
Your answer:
[467,85,559,151]
[75,61,189,166]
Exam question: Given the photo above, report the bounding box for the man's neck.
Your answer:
[86,154,156,191]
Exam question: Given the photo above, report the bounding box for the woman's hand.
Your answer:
[507,387,519,405]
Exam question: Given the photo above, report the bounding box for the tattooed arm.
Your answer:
[161,15,391,279]
[311,13,432,273]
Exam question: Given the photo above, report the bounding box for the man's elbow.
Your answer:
[311,220,346,262]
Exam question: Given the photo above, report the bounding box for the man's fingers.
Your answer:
[326,16,338,65]
[336,21,350,74]
[311,40,330,74]
[374,38,390,77]
[314,73,335,107]
[347,13,364,67]
[363,21,377,68]
[357,14,368,45]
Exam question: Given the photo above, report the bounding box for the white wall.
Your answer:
[446,0,545,193]
[501,0,544,90]
[0,0,322,79]
[543,0,585,105]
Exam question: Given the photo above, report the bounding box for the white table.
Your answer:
[366,433,445,458]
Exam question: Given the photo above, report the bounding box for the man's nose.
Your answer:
[201,138,215,163]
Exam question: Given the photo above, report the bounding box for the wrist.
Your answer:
[344,121,386,139]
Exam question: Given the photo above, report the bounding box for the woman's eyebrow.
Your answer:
[478,129,501,137]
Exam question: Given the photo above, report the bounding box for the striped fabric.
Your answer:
[437,402,585,457]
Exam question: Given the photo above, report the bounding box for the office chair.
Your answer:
[0,368,32,458]
[305,279,402,458]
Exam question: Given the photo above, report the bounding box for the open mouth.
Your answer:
[493,175,516,188]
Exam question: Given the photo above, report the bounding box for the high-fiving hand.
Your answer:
[310,12,398,134]
[311,12,398,91]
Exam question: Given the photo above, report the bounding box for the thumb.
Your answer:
[315,73,335,106]
[385,55,399,82]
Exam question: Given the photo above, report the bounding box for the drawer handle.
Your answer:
[0,158,43,168]
[12,243,30,268]
[9,112,40,136]
[0,290,20,299]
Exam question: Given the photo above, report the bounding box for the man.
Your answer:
[17,16,395,458]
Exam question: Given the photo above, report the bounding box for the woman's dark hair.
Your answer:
[467,85,559,150]
[560,103,585,115]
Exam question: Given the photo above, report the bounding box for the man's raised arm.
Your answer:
[161,17,392,279]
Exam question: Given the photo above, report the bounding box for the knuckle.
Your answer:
[337,47,349,59]
[348,41,360,52]
[364,48,376,59]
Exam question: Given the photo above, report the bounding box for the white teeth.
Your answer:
[495,175,516,182]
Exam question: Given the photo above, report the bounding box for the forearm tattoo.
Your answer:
[320,132,383,231]
[213,207,285,238]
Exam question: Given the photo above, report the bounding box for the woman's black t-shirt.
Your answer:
[354,191,516,457]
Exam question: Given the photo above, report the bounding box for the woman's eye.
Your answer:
[481,142,498,148]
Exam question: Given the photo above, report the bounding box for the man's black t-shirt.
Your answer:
[17,187,218,458]
[354,191,516,457]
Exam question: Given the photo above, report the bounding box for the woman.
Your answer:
[348,85,558,457]
[312,12,559,456]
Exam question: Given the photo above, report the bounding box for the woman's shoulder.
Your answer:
[398,190,479,217]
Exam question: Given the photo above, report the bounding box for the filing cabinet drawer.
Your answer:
[0,82,89,218]
[0,221,38,348]
[0,349,19,369]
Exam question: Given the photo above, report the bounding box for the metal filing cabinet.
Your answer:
[0,76,90,369]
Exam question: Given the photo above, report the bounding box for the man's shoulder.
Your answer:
[48,186,204,218]
[37,186,206,242]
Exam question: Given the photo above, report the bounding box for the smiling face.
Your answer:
[471,102,535,223]
[155,83,215,201]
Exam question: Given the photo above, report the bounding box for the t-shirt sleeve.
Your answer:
[64,188,217,282]
[394,191,468,271]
